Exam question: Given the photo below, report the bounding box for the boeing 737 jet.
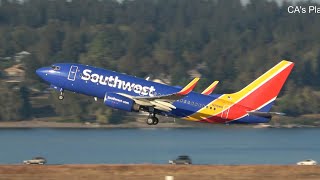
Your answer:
[36,60,294,125]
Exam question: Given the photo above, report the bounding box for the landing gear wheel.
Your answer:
[152,117,159,125]
[146,117,154,125]
[58,90,64,100]
[58,95,64,100]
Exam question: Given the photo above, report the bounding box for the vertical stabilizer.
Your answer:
[229,60,294,112]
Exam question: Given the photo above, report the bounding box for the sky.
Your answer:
[242,0,320,5]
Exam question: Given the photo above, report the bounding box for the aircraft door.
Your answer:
[68,65,78,81]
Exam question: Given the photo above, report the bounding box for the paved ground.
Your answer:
[0,164,320,180]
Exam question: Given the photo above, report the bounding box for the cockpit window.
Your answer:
[51,65,60,71]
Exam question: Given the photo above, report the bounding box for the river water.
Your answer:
[0,127,319,164]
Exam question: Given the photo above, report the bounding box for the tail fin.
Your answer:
[227,60,294,112]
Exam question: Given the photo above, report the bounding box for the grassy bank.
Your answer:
[0,164,319,180]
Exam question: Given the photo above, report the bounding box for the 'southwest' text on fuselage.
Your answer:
[81,69,156,96]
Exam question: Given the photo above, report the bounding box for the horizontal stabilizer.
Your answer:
[248,111,286,118]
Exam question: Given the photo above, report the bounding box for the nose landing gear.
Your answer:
[58,91,64,100]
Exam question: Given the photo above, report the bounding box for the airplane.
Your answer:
[36,60,294,125]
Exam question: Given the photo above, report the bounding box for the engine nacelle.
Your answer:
[104,93,140,112]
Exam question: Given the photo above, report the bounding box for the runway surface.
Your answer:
[0,164,319,180]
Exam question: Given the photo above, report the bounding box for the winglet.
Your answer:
[201,81,219,95]
[177,78,200,95]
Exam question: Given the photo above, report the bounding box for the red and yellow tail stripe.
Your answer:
[184,60,294,123]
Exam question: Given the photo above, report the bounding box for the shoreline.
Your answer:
[0,120,194,129]
[0,120,319,129]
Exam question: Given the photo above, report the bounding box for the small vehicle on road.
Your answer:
[296,159,317,165]
[23,157,47,165]
[169,155,192,165]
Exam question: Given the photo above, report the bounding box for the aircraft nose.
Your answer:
[36,67,49,79]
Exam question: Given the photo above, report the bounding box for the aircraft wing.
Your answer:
[118,78,200,112]
[201,81,219,95]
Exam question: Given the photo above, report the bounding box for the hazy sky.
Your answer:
[4,0,320,6]
[242,0,320,5]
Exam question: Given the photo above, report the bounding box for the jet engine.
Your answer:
[104,93,140,112]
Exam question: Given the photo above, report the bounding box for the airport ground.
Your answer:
[0,164,320,180]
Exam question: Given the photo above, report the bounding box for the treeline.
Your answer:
[0,0,320,121]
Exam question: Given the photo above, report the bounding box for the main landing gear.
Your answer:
[146,114,159,125]
[58,90,64,100]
